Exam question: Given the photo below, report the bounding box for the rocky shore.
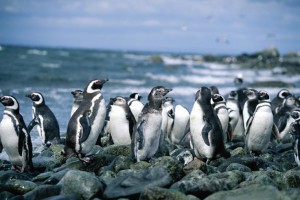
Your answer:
[0,139,300,200]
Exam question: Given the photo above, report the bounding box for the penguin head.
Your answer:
[278,89,291,99]
[244,89,258,100]
[112,96,127,106]
[162,97,174,108]
[211,93,225,105]
[285,95,296,107]
[148,86,172,109]
[291,110,300,121]
[71,90,83,99]
[129,93,143,101]
[0,96,19,111]
[85,79,109,94]
[228,90,238,100]
[195,87,211,104]
[258,90,270,101]
[26,92,44,106]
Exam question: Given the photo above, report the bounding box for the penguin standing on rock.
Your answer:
[0,96,33,172]
[63,79,108,164]
[132,86,172,162]
[127,93,144,122]
[70,89,83,117]
[290,109,300,166]
[190,87,230,164]
[243,89,259,130]
[26,92,60,146]
[109,96,136,145]
[245,90,278,155]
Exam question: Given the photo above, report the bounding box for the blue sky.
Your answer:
[0,0,299,54]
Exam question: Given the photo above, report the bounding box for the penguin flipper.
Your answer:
[27,118,39,133]
[179,128,190,144]
[167,109,175,119]
[277,114,288,132]
[0,137,3,153]
[17,125,26,156]
[126,113,136,139]
[244,116,254,136]
[136,120,145,150]
[79,111,91,143]
[272,123,280,142]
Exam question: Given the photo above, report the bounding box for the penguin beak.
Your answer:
[164,88,172,95]
[25,93,32,98]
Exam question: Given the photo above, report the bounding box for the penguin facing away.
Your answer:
[211,93,230,143]
[243,89,259,130]
[26,92,60,146]
[0,96,33,172]
[271,89,291,114]
[127,93,144,122]
[70,89,83,117]
[109,96,136,145]
[131,86,172,162]
[245,90,277,155]
[190,87,230,164]
[63,79,108,163]
[161,96,174,142]
[290,109,300,166]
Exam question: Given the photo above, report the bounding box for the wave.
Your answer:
[124,54,150,61]
[41,63,61,69]
[160,55,202,66]
[27,49,48,56]
[110,78,146,86]
[145,72,180,84]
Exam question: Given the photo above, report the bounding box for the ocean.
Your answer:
[1,44,300,152]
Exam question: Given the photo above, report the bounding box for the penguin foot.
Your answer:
[78,154,92,165]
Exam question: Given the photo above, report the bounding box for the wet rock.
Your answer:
[204,184,285,200]
[111,155,134,173]
[230,147,246,156]
[171,170,245,199]
[0,170,31,184]
[32,171,54,182]
[129,161,151,171]
[32,155,60,171]
[52,159,84,173]
[152,156,184,182]
[5,179,37,195]
[281,188,300,200]
[43,169,70,184]
[23,185,61,200]
[98,170,117,185]
[42,194,79,200]
[140,186,196,200]
[170,148,194,166]
[226,163,251,172]
[283,168,300,188]
[103,144,131,157]
[0,191,15,200]
[59,170,105,199]
[103,166,172,199]
[183,159,218,175]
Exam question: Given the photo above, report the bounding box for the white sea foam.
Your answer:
[202,62,229,69]
[110,79,146,86]
[145,72,180,84]
[27,49,48,56]
[161,55,196,66]
[124,54,149,61]
[41,63,60,69]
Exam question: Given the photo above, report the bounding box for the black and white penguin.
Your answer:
[190,87,230,164]
[226,90,244,141]
[0,96,33,172]
[245,90,276,155]
[274,94,297,143]
[127,93,144,122]
[26,92,60,146]
[290,109,300,166]
[109,96,136,145]
[243,89,259,130]
[210,86,219,95]
[63,79,108,163]
[131,86,172,162]
[271,89,291,114]
[70,89,83,117]
[211,93,230,143]
[161,96,174,142]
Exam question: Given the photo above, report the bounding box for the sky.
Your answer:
[0,0,300,55]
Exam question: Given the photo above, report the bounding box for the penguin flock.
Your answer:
[1,77,300,172]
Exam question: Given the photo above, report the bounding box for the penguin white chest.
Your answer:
[109,105,131,145]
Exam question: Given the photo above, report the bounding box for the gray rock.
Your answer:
[32,171,54,182]
[140,186,196,200]
[170,148,194,166]
[0,191,15,200]
[171,170,245,199]
[59,170,105,199]
[5,179,37,195]
[111,155,134,173]
[103,144,131,157]
[98,170,117,185]
[103,166,173,199]
[23,185,61,200]
[43,169,70,184]
[32,155,60,171]
[129,161,151,171]
[283,168,300,188]
[42,194,79,200]
[204,185,286,200]
[226,163,252,172]
[0,170,31,184]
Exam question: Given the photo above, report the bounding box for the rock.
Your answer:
[98,170,117,185]
[283,168,300,188]
[130,161,151,171]
[53,160,84,173]
[0,191,15,200]
[0,170,31,184]
[226,163,252,172]
[140,186,194,200]
[170,148,194,166]
[43,169,70,184]
[171,170,245,199]
[103,166,173,199]
[111,156,134,173]
[23,185,61,200]
[42,194,79,200]
[5,179,37,195]
[183,159,205,175]
[152,156,184,182]
[204,184,285,200]
[32,155,60,171]
[230,147,246,156]
[281,188,300,200]
[103,144,131,157]
[32,171,54,182]
[59,170,105,199]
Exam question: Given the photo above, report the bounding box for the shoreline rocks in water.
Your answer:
[0,140,299,199]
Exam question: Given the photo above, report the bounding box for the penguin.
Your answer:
[210,86,219,95]
[70,89,83,117]
[161,96,174,142]
[274,94,297,143]
[109,96,136,145]
[290,109,300,166]
[226,90,244,141]
[245,90,277,155]
[211,93,230,143]
[0,96,33,172]
[127,93,144,122]
[243,89,259,130]
[131,86,172,162]
[190,87,230,164]
[234,73,244,88]
[63,79,108,163]
[271,89,291,114]
[26,92,60,146]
